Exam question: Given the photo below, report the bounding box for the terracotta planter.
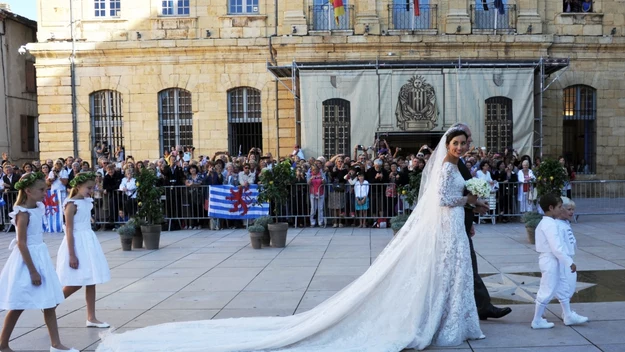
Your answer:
[119,235,133,251]
[261,229,271,247]
[249,231,264,249]
[526,226,536,245]
[141,224,162,250]
[268,222,288,248]
[132,226,143,249]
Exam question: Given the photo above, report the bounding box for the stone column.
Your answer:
[283,0,308,35]
[517,0,543,34]
[355,0,380,35]
[445,0,471,34]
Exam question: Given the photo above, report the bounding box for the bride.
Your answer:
[97,126,484,352]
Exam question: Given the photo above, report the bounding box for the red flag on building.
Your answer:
[414,0,420,16]
[333,0,345,24]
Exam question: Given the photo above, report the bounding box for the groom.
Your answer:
[452,123,512,320]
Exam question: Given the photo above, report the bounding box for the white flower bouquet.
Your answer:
[465,178,491,198]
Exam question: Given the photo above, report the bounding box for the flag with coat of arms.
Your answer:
[208,185,269,220]
[43,189,65,233]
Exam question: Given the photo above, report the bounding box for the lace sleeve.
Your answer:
[439,163,467,207]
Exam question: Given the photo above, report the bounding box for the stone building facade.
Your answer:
[28,0,625,178]
[0,9,38,164]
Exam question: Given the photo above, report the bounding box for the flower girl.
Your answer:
[0,172,77,352]
[57,172,111,328]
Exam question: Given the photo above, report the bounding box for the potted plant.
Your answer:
[116,222,135,251]
[398,172,422,211]
[253,215,272,247]
[247,224,265,249]
[127,217,146,249]
[522,211,542,244]
[534,158,568,200]
[135,169,165,250]
[257,160,295,248]
[390,213,409,236]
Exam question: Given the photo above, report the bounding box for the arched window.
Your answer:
[90,90,123,165]
[159,88,193,152]
[322,98,351,157]
[563,85,596,174]
[228,87,262,156]
[485,96,513,154]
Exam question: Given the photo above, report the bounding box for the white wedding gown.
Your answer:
[97,151,482,351]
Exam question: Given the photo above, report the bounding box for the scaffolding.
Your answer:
[267,58,569,158]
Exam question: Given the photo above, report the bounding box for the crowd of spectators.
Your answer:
[0,139,585,230]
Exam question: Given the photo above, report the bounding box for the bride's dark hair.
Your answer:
[445,129,468,145]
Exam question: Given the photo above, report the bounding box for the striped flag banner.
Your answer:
[43,189,65,233]
[208,185,269,220]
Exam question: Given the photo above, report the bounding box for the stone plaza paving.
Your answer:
[1,215,624,351]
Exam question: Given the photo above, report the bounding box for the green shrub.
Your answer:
[117,223,136,238]
[248,224,266,233]
[391,221,406,231]
[253,216,272,230]
[522,211,542,228]
[390,213,409,225]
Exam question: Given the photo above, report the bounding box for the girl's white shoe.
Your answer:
[86,320,110,328]
[50,347,79,352]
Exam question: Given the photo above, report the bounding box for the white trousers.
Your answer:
[535,253,576,305]
[310,194,325,226]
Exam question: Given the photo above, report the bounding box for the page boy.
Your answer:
[554,197,588,326]
[531,193,577,329]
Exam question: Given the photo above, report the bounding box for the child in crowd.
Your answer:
[354,172,370,228]
[57,172,111,329]
[531,193,585,329]
[555,197,588,325]
[0,172,77,352]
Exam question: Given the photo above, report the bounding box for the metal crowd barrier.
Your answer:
[1,179,622,233]
[570,180,625,218]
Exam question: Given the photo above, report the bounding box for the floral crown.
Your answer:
[15,171,45,191]
[69,172,97,188]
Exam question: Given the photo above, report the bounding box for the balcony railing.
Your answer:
[387,4,438,31]
[308,5,354,31]
[470,4,517,32]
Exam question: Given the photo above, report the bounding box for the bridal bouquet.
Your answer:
[465,178,491,198]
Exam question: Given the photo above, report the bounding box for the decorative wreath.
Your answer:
[15,171,45,191]
[69,172,97,188]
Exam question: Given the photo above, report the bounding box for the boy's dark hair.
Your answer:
[539,193,562,212]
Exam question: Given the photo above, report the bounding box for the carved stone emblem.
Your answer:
[395,76,438,131]
[493,72,504,86]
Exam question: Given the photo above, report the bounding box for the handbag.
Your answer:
[528,187,538,201]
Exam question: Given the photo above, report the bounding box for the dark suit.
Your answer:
[457,158,492,314]
[2,174,17,229]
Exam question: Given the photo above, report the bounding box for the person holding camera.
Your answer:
[365,159,389,227]
[47,160,69,195]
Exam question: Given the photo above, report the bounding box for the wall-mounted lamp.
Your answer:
[136,32,142,39]
[206,29,211,37]
[527,24,532,34]
[364,24,370,34]
[456,26,462,33]
[292,25,297,34]
[50,32,56,40]
[611,27,617,35]
[387,52,396,56]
